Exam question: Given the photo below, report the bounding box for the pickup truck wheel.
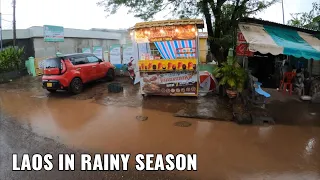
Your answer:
[106,69,115,81]
[69,78,83,94]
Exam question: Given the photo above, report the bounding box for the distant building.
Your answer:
[90,28,132,44]
[2,26,129,59]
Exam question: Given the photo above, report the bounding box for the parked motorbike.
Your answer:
[120,59,135,84]
[127,60,135,83]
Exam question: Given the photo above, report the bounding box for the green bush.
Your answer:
[0,46,25,73]
[213,56,246,92]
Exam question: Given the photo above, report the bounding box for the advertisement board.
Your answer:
[82,47,91,53]
[43,25,64,42]
[140,72,198,96]
[122,44,133,64]
[135,25,196,43]
[109,44,122,65]
[138,59,197,72]
[236,31,254,57]
[93,46,103,59]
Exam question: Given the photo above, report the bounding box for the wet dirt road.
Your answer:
[1,76,320,180]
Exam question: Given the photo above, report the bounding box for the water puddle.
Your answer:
[0,91,320,179]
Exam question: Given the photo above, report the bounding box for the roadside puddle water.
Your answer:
[1,91,320,180]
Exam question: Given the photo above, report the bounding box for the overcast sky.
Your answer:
[0,0,317,30]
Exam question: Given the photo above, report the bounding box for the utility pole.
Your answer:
[0,0,3,50]
[13,0,16,46]
[281,0,285,24]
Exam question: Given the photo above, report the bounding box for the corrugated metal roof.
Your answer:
[133,19,204,29]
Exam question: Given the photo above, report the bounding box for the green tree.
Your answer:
[97,0,277,63]
[287,2,320,30]
[0,46,24,73]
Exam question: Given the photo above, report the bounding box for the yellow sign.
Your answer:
[138,59,197,72]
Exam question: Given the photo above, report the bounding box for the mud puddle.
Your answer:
[1,90,320,179]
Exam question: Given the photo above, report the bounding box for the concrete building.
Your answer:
[2,26,129,59]
[90,28,132,44]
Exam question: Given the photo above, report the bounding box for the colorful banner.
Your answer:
[135,25,196,43]
[93,46,103,59]
[122,44,134,64]
[154,40,196,59]
[82,47,91,53]
[109,44,122,65]
[43,25,64,42]
[140,72,198,96]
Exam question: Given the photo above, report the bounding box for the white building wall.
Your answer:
[33,38,119,58]
[3,27,122,40]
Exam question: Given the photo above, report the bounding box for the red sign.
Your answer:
[236,31,253,56]
[236,43,254,56]
[237,32,246,43]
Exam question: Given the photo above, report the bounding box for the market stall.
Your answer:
[131,19,204,96]
[237,18,320,102]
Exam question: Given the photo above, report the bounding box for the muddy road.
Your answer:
[0,76,320,180]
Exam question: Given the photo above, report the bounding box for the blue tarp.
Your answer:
[263,25,320,60]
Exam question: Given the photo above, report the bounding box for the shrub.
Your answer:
[0,46,25,73]
[213,56,246,92]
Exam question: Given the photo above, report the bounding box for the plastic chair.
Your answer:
[279,72,296,95]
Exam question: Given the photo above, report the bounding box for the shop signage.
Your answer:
[93,46,103,59]
[109,44,122,65]
[138,59,197,71]
[198,32,208,38]
[135,25,196,43]
[237,31,246,42]
[176,48,196,55]
[43,25,64,42]
[140,72,198,96]
[82,47,91,53]
[236,31,253,56]
[122,44,134,64]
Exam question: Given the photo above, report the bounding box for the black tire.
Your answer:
[47,89,57,93]
[106,69,115,81]
[69,78,83,94]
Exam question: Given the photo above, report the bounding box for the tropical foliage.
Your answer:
[0,47,25,73]
[213,56,246,92]
[97,0,277,63]
[287,2,319,30]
